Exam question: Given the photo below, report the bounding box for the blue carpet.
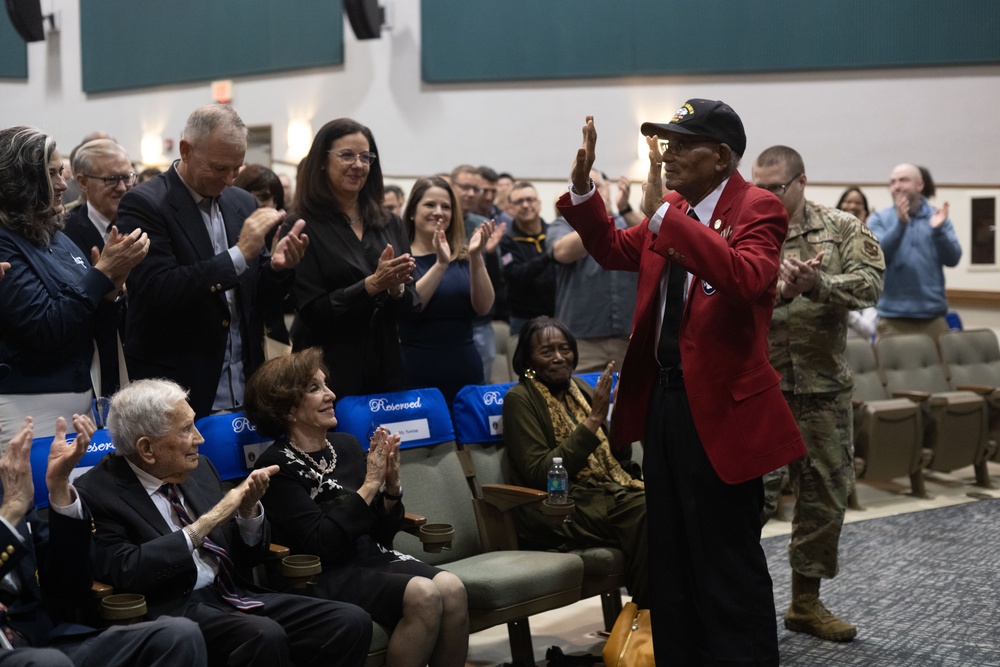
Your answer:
[762,498,1000,666]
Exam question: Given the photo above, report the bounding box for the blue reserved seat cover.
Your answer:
[335,387,454,450]
[31,428,116,508]
[194,412,274,481]
[574,372,619,394]
[452,375,618,446]
[452,382,516,444]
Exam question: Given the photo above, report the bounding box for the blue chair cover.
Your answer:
[452,375,618,446]
[194,412,274,481]
[335,388,454,450]
[30,428,116,509]
[575,371,620,394]
[452,382,516,444]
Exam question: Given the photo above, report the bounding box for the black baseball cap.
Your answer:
[640,99,747,157]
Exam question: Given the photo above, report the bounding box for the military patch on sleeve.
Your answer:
[859,224,878,242]
[863,239,881,259]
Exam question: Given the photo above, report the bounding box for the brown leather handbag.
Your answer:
[602,602,655,667]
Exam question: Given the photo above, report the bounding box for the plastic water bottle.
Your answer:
[547,457,569,504]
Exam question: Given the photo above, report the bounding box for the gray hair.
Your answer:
[0,125,62,246]
[108,379,190,458]
[727,150,742,175]
[72,138,130,176]
[181,104,248,148]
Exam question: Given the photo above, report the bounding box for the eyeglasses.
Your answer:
[657,137,716,156]
[84,172,136,187]
[757,173,802,196]
[330,150,377,166]
[511,196,538,207]
[454,183,482,195]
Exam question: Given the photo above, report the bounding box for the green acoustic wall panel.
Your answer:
[0,10,28,79]
[81,0,344,94]
[422,0,1000,83]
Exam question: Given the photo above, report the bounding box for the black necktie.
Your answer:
[161,483,263,610]
[656,208,699,370]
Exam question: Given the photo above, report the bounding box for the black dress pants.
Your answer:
[642,380,778,667]
[182,587,372,667]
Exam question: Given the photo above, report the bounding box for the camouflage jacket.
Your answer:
[769,200,885,394]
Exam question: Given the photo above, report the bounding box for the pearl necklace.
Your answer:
[287,438,338,476]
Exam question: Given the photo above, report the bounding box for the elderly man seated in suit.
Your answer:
[0,414,207,666]
[75,379,372,667]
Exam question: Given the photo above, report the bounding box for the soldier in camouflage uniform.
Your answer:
[753,146,885,643]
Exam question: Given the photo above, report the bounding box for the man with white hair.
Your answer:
[64,139,135,396]
[0,413,209,666]
[64,139,135,256]
[115,104,310,417]
[867,163,961,340]
[75,379,372,667]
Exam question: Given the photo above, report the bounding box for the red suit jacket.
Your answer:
[557,172,806,483]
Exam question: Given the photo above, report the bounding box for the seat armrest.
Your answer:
[91,581,113,598]
[268,543,291,559]
[482,483,547,513]
[957,384,997,396]
[892,390,931,402]
[851,398,864,409]
[402,512,428,536]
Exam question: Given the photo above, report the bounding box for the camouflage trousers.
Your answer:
[763,389,855,579]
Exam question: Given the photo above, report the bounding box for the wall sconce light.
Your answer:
[287,119,313,163]
[140,132,165,166]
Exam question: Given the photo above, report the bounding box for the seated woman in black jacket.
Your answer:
[244,348,468,667]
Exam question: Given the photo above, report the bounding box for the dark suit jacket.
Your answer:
[62,204,106,256]
[289,212,419,399]
[0,489,96,646]
[557,172,806,484]
[75,453,271,619]
[62,204,124,397]
[115,168,292,417]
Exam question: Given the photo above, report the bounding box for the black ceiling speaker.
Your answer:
[344,0,382,40]
[5,0,46,42]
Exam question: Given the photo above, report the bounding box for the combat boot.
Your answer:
[784,571,857,642]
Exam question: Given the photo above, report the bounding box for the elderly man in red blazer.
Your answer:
[557,100,806,667]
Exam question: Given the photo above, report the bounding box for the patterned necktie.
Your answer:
[656,208,699,370]
[160,483,263,610]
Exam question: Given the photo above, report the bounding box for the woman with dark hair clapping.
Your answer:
[287,119,418,398]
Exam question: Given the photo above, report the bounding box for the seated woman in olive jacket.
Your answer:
[501,317,648,606]
[245,348,468,667]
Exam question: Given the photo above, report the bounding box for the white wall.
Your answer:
[3,1,999,296]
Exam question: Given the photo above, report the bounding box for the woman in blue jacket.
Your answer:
[0,127,149,438]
